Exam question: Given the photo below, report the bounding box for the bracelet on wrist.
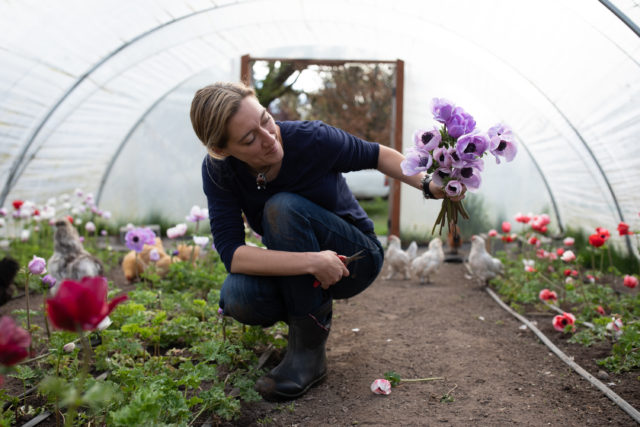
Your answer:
[421,175,435,200]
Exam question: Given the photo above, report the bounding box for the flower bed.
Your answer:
[486,214,640,375]
[0,195,284,425]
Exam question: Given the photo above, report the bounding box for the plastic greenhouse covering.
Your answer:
[1,0,639,256]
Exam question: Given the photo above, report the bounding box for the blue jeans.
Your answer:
[219,193,384,326]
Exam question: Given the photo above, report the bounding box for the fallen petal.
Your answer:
[371,378,392,395]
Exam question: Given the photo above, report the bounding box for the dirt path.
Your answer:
[231,256,639,426]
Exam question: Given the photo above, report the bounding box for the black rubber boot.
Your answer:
[255,299,332,401]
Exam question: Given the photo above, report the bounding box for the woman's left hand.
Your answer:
[430,180,467,202]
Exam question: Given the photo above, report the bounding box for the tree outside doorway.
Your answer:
[241,56,403,237]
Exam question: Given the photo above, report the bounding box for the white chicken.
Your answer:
[382,235,417,280]
[467,235,504,285]
[410,237,445,284]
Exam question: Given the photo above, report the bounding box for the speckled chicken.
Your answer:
[47,218,104,292]
[467,235,504,285]
[410,237,445,284]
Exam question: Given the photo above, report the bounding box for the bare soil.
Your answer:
[2,246,639,426]
[228,251,640,426]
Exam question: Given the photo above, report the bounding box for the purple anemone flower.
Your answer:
[125,227,156,253]
[433,147,453,169]
[401,148,433,176]
[488,124,518,164]
[447,147,466,168]
[432,167,453,188]
[149,248,160,262]
[446,107,476,139]
[42,274,57,289]
[141,227,156,245]
[445,180,463,197]
[413,127,441,152]
[28,255,47,275]
[453,163,482,190]
[456,132,489,161]
[431,98,455,124]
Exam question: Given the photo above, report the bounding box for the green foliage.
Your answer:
[597,323,640,373]
[490,227,640,374]
[358,197,389,236]
[2,232,289,424]
[253,60,306,108]
[565,226,639,274]
[384,370,402,387]
[457,194,492,240]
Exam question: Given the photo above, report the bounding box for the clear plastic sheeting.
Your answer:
[0,0,638,253]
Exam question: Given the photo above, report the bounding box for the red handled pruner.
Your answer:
[313,250,366,288]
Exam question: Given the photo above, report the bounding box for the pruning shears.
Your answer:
[313,250,366,288]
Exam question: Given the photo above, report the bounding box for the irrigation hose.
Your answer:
[485,287,640,424]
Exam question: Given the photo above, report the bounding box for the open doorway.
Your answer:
[240,55,404,237]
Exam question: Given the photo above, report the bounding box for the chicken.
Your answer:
[410,237,445,284]
[48,218,104,292]
[382,235,417,280]
[467,235,504,285]
[406,240,418,262]
[0,256,20,306]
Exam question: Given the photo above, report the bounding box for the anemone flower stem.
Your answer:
[591,251,596,270]
[600,248,604,273]
[24,271,32,354]
[606,245,613,270]
[401,376,444,383]
[55,350,63,427]
[42,295,51,339]
[536,271,562,292]
[189,242,196,265]
[574,270,590,309]
[65,328,92,427]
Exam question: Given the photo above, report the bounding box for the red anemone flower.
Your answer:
[588,234,605,248]
[596,227,610,241]
[46,277,128,332]
[617,222,633,236]
[623,275,638,289]
[596,306,606,316]
[0,316,31,366]
[501,221,511,233]
[538,289,557,302]
[12,200,24,210]
[552,312,576,332]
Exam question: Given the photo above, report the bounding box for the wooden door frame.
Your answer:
[240,54,404,237]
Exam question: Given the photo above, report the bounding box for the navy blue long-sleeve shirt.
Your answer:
[202,120,380,272]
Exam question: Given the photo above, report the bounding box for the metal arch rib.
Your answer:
[0,0,259,207]
[94,74,195,207]
[517,140,564,234]
[598,0,640,38]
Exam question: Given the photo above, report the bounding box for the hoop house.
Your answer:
[1,0,638,253]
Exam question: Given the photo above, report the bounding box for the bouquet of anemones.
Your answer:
[401,98,518,235]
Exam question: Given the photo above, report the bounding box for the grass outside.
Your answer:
[359,197,389,237]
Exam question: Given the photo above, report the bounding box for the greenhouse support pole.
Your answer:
[598,0,640,37]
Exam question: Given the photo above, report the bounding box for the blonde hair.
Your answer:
[190,82,256,158]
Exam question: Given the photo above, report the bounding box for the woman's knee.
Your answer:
[262,193,312,248]
[219,275,284,326]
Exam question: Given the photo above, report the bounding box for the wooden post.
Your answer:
[240,54,251,85]
[389,59,404,238]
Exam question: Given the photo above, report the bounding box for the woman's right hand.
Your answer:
[310,250,350,290]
